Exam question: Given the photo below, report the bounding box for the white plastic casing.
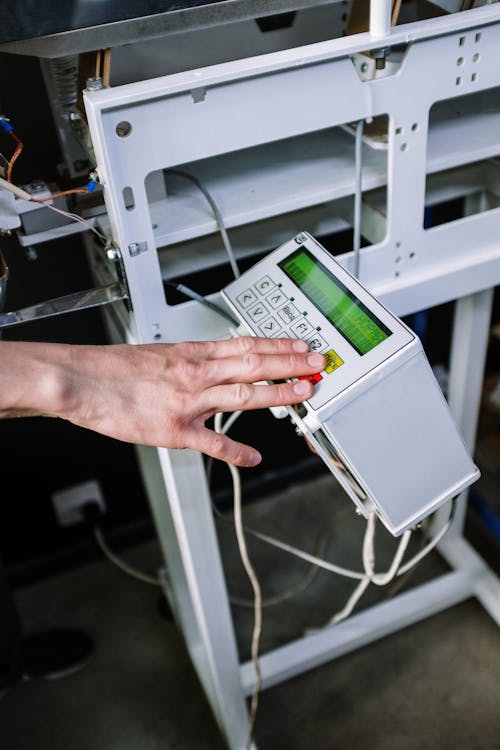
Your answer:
[221,232,479,535]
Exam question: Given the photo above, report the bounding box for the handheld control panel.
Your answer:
[222,232,479,535]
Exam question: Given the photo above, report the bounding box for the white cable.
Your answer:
[214,412,452,637]
[229,530,329,609]
[42,201,107,242]
[362,513,413,586]
[330,577,371,626]
[218,409,243,435]
[362,512,377,577]
[0,175,32,200]
[165,169,240,278]
[396,516,451,576]
[215,413,261,745]
[352,118,364,279]
[213,413,366,581]
[325,516,412,627]
[94,527,161,587]
[327,513,376,626]
[243,526,366,580]
[373,529,412,586]
[228,462,262,750]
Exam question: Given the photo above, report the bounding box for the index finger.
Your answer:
[184,336,310,360]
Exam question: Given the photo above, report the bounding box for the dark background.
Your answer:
[1,52,498,587]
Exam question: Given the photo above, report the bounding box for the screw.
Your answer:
[295,233,307,244]
[28,181,46,193]
[86,76,104,91]
[371,46,391,70]
[360,62,369,73]
[106,246,120,261]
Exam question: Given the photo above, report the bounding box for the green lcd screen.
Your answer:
[279,248,391,355]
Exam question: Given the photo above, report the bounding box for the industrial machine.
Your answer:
[1,2,500,749]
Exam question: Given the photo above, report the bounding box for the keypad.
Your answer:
[259,317,281,336]
[278,302,301,325]
[255,275,276,295]
[306,333,329,352]
[290,319,314,338]
[232,276,347,378]
[248,302,270,323]
[236,289,257,309]
[266,290,288,309]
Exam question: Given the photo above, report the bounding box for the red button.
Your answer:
[299,373,323,385]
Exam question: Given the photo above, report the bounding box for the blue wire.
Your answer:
[469,489,500,542]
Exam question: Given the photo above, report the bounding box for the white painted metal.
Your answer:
[240,568,476,693]
[370,0,392,39]
[82,8,500,748]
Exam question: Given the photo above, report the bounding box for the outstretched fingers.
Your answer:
[184,424,262,467]
[186,336,311,360]
[205,378,314,414]
[202,350,325,387]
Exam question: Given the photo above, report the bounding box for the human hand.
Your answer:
[59,336,325,466]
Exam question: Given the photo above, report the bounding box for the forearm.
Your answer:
[0,340,75,419]
[0,336,324,466]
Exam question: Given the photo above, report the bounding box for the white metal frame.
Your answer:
[83,5,500,748]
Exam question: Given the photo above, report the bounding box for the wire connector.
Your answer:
[86,180,97,193]
[0,117,14,134]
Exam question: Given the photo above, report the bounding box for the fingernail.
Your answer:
[247,451,262,466]
[293,380,310,396]
[308,353,325,368]
[292,340,309,352]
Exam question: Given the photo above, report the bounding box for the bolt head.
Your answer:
[106,247,119,261]
[360,62,369,73]
[86,76,104,91]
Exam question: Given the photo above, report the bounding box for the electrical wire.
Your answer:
[165,281,239,327]
[36,201,107,243]
[396,499,456,575]
[213,414,454,585]
[32,188,90,202]
[214,419,455,631]
[227,461,262,750]
[0,174,107,243]
[164,168,240,279]
[6,132,23,183]
[94,527,161,587]
[352,118,364,279]
[324,514,412,626]
[228,529,330,609]
[212,414,363,576]
[213,412,261,748]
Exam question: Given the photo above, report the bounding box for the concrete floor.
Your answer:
[1,472,499,750]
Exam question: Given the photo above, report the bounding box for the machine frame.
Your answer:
[80,3,500,748]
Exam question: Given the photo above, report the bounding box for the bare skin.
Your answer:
[0,337,325,467]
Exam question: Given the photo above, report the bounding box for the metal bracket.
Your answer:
[0,281,127,329]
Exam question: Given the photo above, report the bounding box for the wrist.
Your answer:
[0,341,76,419]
